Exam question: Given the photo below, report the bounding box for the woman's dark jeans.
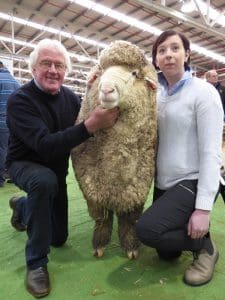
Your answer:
[136,180,210,257]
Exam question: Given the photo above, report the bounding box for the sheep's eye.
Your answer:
[132,71,137,76]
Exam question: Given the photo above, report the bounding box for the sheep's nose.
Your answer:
[100,87,115,95]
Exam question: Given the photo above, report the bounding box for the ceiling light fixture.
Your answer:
[70,0,225,63]
[179,0,225,27]
[0,34,97,64]
[1,3,225,65]
[181,0,196,13]
[0,12,107,49]
[72,0,162,36]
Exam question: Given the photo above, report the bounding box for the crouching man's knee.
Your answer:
[30,167,58,198]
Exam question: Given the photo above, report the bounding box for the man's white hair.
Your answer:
[29,38,72,74]
[205,69,218,80]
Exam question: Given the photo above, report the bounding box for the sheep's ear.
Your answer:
[87,65,102,88]
[145,76,157,90]
[141,65,157,90]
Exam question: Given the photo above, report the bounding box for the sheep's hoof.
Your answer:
[93,247,105,258]
[127,249,139,260]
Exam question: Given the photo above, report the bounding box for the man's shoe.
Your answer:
[183,241,219,286]
[3,171,13,183]
[9,196,26,231]
[26,266,50,298]
[6,178,13,184]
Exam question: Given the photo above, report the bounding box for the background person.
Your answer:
[205,70,225,201]
[0,61,20,187]
[136,30,223,287]
[6,38,118,298]
[205,69,225,118]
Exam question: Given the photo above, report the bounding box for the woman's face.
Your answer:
[155,34,190,86]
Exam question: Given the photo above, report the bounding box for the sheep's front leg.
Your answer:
[88,204,114,257]
[117,206,143,259]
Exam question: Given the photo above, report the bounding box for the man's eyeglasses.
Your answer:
[39,60,66,71]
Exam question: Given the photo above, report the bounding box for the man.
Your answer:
[205,70,225,202]
[0,62,20,187]
[6,39,118,298]
[205,69,225,116]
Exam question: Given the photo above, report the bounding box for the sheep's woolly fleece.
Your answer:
[71,40,157,213]
[99,40,148,70]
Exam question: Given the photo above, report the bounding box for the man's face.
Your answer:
[207,71,218,85]
[32,48,66,95]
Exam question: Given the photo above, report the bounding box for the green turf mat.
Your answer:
[0,162,224,299]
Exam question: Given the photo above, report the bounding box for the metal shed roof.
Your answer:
[1,0,225,94]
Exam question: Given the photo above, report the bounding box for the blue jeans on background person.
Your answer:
[0,128,9,186]
[8,160,68,270]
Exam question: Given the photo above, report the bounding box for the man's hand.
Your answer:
[84,106,119,134]
[187,209,210,239]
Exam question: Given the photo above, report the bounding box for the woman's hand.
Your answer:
[187,209,210,239]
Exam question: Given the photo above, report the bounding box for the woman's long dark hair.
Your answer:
[152,30,191,71]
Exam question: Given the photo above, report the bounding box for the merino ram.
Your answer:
[71,40,157,259]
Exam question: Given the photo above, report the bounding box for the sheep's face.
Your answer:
[98,65,138,109]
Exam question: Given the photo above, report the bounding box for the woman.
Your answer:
[136,30,223,286]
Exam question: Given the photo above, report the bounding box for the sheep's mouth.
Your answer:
[102,98,116,103]
[101,99,118,109]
